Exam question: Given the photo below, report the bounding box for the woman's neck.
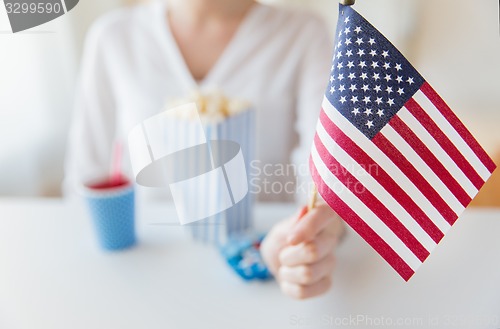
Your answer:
[168,0,255,24]
[166,0,256,82]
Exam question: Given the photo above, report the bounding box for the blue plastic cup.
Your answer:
[81,177,136,251]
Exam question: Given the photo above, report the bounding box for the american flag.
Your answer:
[310,4,496,280]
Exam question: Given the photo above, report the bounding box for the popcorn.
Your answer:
[167,89,251,123]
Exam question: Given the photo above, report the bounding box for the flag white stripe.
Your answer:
[413,90,491,181]
[316,121,437,251]
[399,107,478,198]
[380,124,465,215]
[311,143,422,271]
[322,97,451,232]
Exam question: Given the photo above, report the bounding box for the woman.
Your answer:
[65,0,345,299]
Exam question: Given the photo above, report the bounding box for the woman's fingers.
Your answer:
[288,204,337,245]
[260,217,296,276]
[278,253,335,285]
[287,205,331,245]
[263,205,344,300]
[280,276,333,300]
[279,229,337,267]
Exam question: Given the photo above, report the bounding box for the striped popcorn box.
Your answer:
[167,92,255,245]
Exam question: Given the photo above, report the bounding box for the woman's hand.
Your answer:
[261,203,344,299]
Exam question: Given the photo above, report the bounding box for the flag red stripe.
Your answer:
[314,134,430,262]
[319,110,444,243]
[372,133,458,225]
[420,82,496,173]
[405,98,485,190]
[310,156,415,281]
[389,115,471,208]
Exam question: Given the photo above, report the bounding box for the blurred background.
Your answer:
[0,0,499,205]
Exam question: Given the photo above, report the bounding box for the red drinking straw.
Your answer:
[111,141,123,185]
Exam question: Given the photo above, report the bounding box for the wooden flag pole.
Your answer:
[308,184,318,211]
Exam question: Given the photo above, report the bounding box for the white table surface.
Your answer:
[0,198,499,329]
